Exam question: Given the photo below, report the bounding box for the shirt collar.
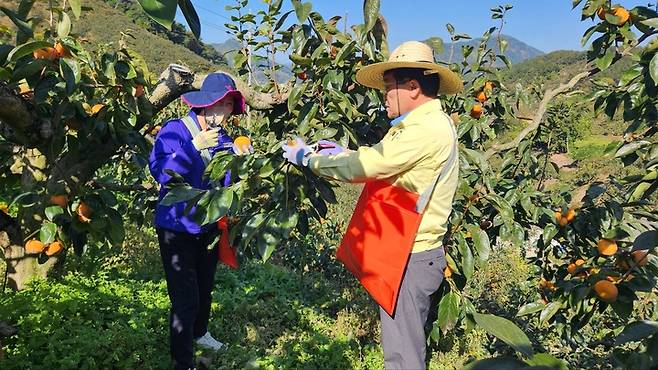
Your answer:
[390,112,409,126]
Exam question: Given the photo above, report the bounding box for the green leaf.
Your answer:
[0,67,10,80]
[274,10,294,31]
[315,179,337,204]
[257,231,278,261]
[335,40,356,64]
[241,213,268,247]
[258,159,276,178]
[462,357,526,370]
[628,181,652,202]
[497,54,512,69]
[459,239,474,280]
[620,66,643,86]
[69,0,81,19]
[498,38,508,54]
[314,127,338,140]
[647,48,658,82]
[291,0,312,23]
[177,0,200,39]
[363,0,380,33]
[204,189,233,225]
[539,301,561,325]
[297,102,318,135]
[595,49,614,71]
[106,208,125,245]
[615,321,658,346]
[44,206,64,221]
[633,231,658,252]
[485,194,514,222]
[289,53,313,66]
[425,37,444,54]
[470,226,491,263]
[0,6,33,40]
[526,353,569,370]
[39,222,57,244]
[275,210,299,238]
[516,300,546,317]
[615,140,652,158]
[472,312,534,357]
[136,0,177,30]
[10,60,49,82]
[7,40,52,62]
[115,61,137,79]
[59,58,80,95]
[542,224,558,246]
[57,11,71,38]
[287,82,307,112]
[160,186,204,206]
[640,17,658,28]
[437,291,461,333]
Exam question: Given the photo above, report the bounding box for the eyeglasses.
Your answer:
[383,78,412,93]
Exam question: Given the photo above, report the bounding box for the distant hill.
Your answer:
[0,0,229,76]
[503,50,587,87]
[211,38,242,62]
[429,34,544,65]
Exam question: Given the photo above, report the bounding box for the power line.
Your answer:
[195,4,233,21]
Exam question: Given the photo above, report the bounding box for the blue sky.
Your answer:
[178,0,641,53]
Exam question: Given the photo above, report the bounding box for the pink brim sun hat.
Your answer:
[181,72,246,114]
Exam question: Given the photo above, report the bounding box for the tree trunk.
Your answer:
[1,230,58,291]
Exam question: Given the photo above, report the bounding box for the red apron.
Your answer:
[336,180,424,316]
[217,216,239,269]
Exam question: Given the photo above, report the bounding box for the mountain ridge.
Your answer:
[426,34,545,65]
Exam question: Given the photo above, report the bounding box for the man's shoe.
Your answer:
[195,332,225,351]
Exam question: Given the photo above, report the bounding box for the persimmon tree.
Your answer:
[1,0,656,367]
[0,0,287,290]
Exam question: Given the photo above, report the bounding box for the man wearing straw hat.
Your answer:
[282,41,462,369]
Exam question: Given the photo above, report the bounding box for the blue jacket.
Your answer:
[149,110,233,234]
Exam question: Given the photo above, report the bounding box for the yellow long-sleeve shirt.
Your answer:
[308,99,459,253]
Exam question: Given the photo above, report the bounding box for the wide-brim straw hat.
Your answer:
[356,41,463,95]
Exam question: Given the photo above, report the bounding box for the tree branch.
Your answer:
[45,64,292,196]
[150,64,292,113]
[0,87,50,147]
[484,70,590,159]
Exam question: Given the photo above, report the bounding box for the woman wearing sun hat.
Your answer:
[282,41,463,369]
[149,72,250,370]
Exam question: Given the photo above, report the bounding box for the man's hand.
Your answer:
[192,129,219,151]
[312,140,345,155]
[281,137,313,166]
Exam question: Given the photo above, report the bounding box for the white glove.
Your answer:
[192,129,219,151]
[281,137,313,166]
[232,143,254,156]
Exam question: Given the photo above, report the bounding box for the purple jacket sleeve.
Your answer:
[149,122,197,186]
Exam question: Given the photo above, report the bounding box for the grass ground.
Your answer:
[0,217,542,369]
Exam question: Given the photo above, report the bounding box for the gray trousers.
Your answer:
[380,247,447,370]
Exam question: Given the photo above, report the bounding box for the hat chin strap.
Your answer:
[395,80,402,119]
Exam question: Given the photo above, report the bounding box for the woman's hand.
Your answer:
[192,129,220,151]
